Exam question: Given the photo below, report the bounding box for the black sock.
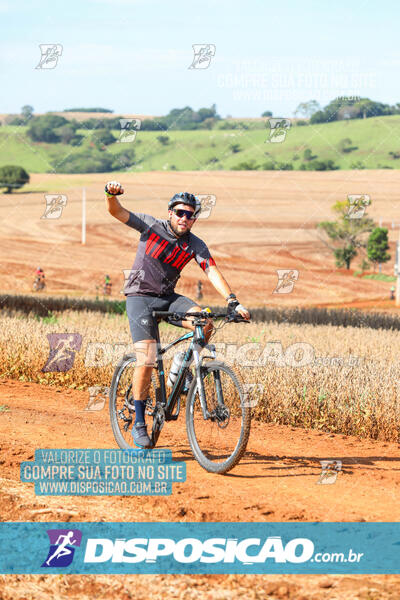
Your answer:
[134,400,145,425]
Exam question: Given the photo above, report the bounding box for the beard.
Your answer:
[168,219,188,237]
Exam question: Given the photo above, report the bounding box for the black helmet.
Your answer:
[168,192,201,218]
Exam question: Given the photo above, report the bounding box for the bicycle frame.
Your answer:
[152,311,214,421]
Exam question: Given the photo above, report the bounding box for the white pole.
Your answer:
[82,187,86,245]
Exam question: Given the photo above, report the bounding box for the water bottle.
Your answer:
[167,352,185,388]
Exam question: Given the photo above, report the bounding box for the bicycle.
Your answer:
[109,309,251,474]
[32,277,46,292]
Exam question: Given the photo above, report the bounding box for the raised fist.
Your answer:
[105,181,124,196]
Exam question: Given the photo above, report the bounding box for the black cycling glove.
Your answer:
[227,300,240,317]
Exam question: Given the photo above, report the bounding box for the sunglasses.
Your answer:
[172,208,195,220]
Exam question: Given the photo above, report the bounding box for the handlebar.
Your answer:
[152,310,250,324]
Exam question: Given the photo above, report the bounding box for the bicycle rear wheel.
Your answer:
[186,360,251,474]
[109,354,158,450]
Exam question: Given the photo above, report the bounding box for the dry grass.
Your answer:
[1,309,400,442]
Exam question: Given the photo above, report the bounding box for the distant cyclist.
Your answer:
[36,266,45,280]
[33,267,45,291]
[105,181,250,449]
[104,274,112,296]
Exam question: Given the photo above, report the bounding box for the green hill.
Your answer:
[1,115,400,173]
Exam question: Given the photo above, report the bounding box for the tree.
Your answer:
[309,110,328,124]
[57,124,78,144]
[21,105,34,121]
[317,199,375,270]
[303,148,316,161]
[367,228,390,271]
[333,245,357,269]
[294,100,320,118]
[261,110,273,117]
[0,165,30,193]
[91,129,115,147]
[27,114,69,142]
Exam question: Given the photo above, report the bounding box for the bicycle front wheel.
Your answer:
[186,361,251,474]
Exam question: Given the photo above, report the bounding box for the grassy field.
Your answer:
[2,308,400,442]
[2,115,400,173]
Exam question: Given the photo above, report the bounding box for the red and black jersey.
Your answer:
[123,212,216,297]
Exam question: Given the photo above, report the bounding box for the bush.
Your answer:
[338,138,358,153]
[56,151,114,173]
[56,124,82,145]
[350,161,366,170]
[276,162,293,170]
[218,120,249,130]
[232,160,259,170]
[8,117,25,126]
[262,161,275,170]
[140,119,168,131]
[112,148,136,170]
[199,117,216,129]
[91,129,116,147]
[300,159,338,171]
[229,143,242,153]
[0,165,30,193]
[157,135,170,145]
[296,120,308,126]
[389,151,400,159]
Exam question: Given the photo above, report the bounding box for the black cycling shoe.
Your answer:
[131,422,152,448]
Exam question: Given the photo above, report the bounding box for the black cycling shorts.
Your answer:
[126,293,198,343]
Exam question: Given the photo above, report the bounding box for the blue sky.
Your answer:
[1,0,400,117]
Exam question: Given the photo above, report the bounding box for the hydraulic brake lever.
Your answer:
[226,314,250,324]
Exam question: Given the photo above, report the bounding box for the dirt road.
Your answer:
[1,378,400,598]
[2,171,400,308]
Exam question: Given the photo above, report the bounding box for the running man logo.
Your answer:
[35,44,63,69]
[85,386,110,411]
[42,529,82,568]
[273,270,299,294]
[266,118,291,143]
[42,333,83,373]
[317,460,342,485]
[118,119,141,143]
[188,44,216,70]
[41,194,67,219]
[196,194,217,220]
[346,194,370,219]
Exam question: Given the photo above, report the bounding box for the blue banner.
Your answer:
[1,522,399,574]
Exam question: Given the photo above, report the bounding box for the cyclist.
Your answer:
[104,274,112,295]
[34,267,45,289]
[105,180,250,448]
